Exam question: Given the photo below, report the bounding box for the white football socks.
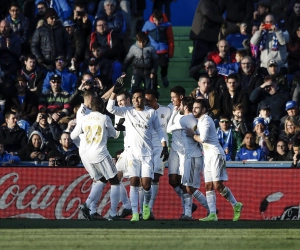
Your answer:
[130,186,139,214]
[143,188,151,205]
[220,186,237,207]
[174,186,185,214]
[193,190,209,212]
[206,190,216,214]
[85,180,106,208]
[149,182,159,211]
[120,182,131,209]
[138,186,144,213]
[183,193,192,217]
[110,184,120,216]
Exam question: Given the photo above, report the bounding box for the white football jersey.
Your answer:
[179,114,202,158]
[197,114,225,157]
[107,99,167,156]
[152,104,171,147]
[70,111,117,163]
[166,105,184,152]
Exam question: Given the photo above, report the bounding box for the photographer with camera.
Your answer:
[250,14,288,72]
[28,110,62,145]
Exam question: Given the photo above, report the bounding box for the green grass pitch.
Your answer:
[1,220,300,250]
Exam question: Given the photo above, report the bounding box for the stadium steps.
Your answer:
[107,27,196,155]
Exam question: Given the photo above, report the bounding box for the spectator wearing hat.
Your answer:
[264,59,288,91]
[0,110,27,153]
[235,131,266,161]
[280,100,300,129]
[250,14,289,70]
[4,75,38,125]
[42,56,77,95]
[82,43,122,86]
[38,74,71,122]
[31,8,72,70]
[256,102,279,139]
[253,1,272,25]
[19,54,46,95]
[250,75,290,122]
[253,117,275,157]
[63,20,85,64]
[86,18,126,62]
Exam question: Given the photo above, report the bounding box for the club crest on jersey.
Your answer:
[253,151,258,156]
[146,115,150,120]
[161,114,164,118]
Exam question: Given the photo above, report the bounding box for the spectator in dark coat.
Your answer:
[220,74,250,118]
[279,116,300,152]
[189,0,224,69]
[31,8,72,70]
[0,111,27,153]
[4,75,38,125]
[285,0,300,36]
[17,130,56,161]
[269,140,288,161]
[86,18,126,61]
[287,24,300,74]
[250,75,291,122]
[63,20,85,64]
[57,132,79,158]
[0,20,22,75]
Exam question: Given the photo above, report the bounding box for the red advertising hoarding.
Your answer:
[0,167,299,220]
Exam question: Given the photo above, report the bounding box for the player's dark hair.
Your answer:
[181,97,195,112]
[199,74,210,82]
[9,2,20,9]
[170,86,185,97]
[91,97,105,113]
[24,54,37,61]
[236,49,248,58]
[194,99,208,111]
[145,89,159,100]
[244,131,256,138]
[131,88,145,97]
[91,42,101,50]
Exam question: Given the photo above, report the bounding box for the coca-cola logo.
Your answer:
[0,170,130,219]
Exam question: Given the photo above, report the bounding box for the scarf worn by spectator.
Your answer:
[259,30,278,51]
[217,128,233,161]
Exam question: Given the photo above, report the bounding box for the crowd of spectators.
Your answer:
[0,0,300,166]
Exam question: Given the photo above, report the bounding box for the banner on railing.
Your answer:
[0,167,299,220]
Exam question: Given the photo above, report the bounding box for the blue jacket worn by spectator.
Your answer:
[0,151,20,165]
[142,14,175,58]
[42,69,77,95]
[235,145,266,161]
[35,0,72,21]
[217,62,240,76]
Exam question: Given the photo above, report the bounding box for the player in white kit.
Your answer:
[167,86,197,216]
[66,89,107,220]
[167,97,209,220]
[143,89,171,219]
[107,83,169,221]
[71,97,121,221]
[186,99,243,221]
[114,91,132,218]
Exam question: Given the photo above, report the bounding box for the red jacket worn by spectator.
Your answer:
[207,51,236,65]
